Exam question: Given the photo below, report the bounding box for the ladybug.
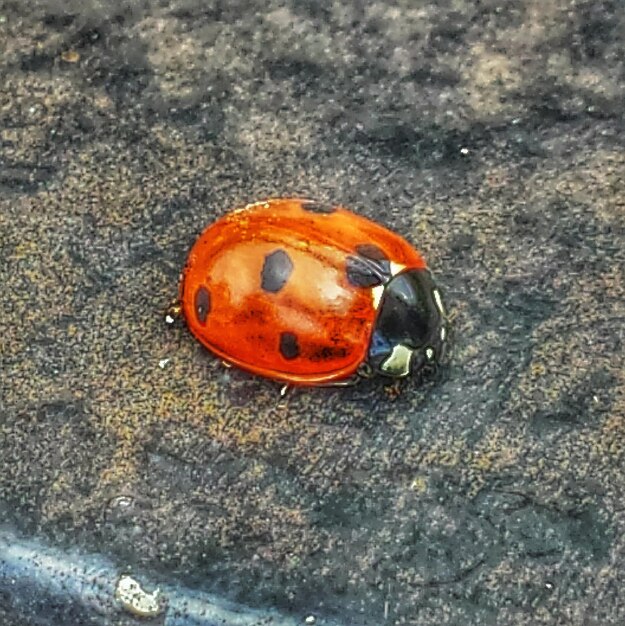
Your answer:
[178,198,448,386]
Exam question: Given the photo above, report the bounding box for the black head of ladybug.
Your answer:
[366,269,448,378]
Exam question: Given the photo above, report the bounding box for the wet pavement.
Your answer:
[1,1,624,625]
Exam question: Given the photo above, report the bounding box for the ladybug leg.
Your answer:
[164,300,182,326]
[163,300,185,354]
[357,363,373,379]
[384,379,402,400]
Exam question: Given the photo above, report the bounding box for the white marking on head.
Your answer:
[425,347,435,361]
[371,285,384,309]
[381,344,413,377]
[432,288,446,315]
[390,261,406,276]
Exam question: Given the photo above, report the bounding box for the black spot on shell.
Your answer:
[355,243,389,261]
[279,332,300,360]
[301,200,337,214]
[195,286,211,323]
[346,247,392,287]
[261,249,294,293]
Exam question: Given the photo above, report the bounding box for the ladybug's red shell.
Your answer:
[180,198,429,384]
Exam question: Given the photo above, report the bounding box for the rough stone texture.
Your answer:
[1,1,624,625]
